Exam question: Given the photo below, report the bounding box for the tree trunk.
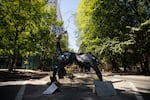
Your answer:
[38,51,45,70]
[112,57,118,72]
[8,54,17,71]
[141,54,149,74]
[8,56,13,71]
[143,54,149,73]
[141,62,145,74]
[8,30,19,71]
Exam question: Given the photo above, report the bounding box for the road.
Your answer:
[0,85,21,100]
[0,69,49,100]
[103,74,150,100]
[0,72,150,100]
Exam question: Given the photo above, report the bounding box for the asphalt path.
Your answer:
[0,72,149,100]
[104,74,150,100]
[0,69,49,100]
[0,85,21,100]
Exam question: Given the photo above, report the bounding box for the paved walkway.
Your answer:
[21,72,137,100]
[1,69,142,100]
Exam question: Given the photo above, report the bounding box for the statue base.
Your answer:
[93,81,117,96]
[43,82,59,94]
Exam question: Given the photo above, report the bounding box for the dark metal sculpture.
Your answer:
[50,34,103,82]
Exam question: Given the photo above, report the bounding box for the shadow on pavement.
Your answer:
[22,83,141,100]
[0,70,48,82]
[140,92,150,100]
[0,72,149,100]
[23,84,100,100]
[0,76,145,100]
[0,83,140,100]
[0,85,21,100]
[138,87,150,100]
[112,72,150,76]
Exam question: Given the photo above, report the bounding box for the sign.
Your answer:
[51,25,65,35]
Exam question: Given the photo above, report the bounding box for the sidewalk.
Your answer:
[22,72,137,100]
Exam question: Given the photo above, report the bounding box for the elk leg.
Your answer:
[50,68,57,83]
[92,66,103,81]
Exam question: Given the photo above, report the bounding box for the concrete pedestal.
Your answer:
[43,82,58,94]
[93,81,117,96]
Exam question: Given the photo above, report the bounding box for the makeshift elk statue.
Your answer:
[50,34,103,82]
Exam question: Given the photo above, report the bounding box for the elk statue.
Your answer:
[50,35,103,82]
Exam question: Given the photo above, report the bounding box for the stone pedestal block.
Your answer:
[93,81,117,96]
[43,82,58,94]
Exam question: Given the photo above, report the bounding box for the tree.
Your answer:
[128,19,150,73]
[123,0,150,73]
[0,0,61,71]
[76,0,150,72]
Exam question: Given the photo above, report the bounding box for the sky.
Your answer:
[59,0,80,52]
